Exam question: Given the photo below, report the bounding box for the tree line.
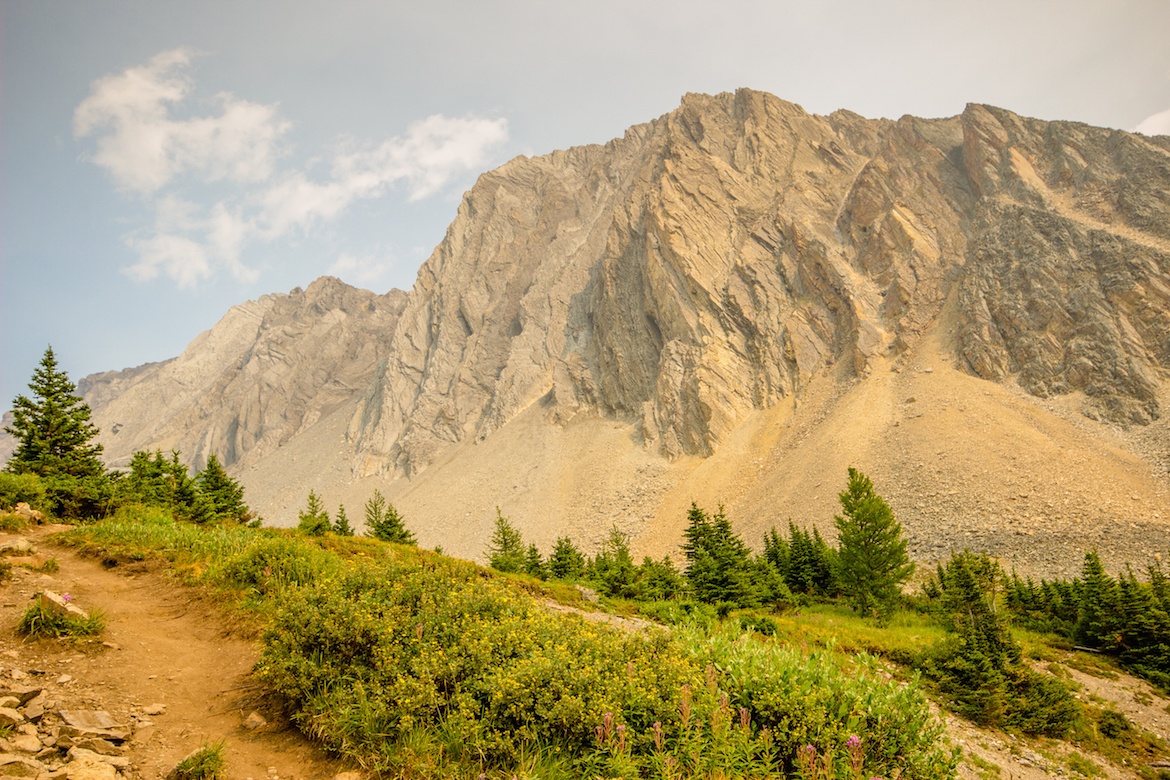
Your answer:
[486,467,915,622]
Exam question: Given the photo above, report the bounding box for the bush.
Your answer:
[0,472,48,512]
[168,741,225,780]
[17,601,105,639]
[257,559,958,778]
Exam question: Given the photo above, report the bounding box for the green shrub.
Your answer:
[17,601,105,639]
[0,472,48,512]
[168,741,225,780]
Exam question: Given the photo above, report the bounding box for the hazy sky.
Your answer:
[3,0,1169,412]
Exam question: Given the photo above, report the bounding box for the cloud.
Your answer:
[75,50,508,288]
[74,49,288,194]
[1135,108,1170,137]
[256,115,508,238]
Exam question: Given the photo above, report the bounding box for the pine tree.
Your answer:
[363,490,416,544]
[592,526,639,599]
[524,544,547,580]
[486,508,526,573]
[548,536,587,580]
[1074,551,1119,648]
[681,502,758,607]
[333,503,354,536]
[834,467,914,621]
[196,454,250,523]
[297,490,331,536]
[170,450,213,524]
[5,347,105,479]
[5,347,111,518]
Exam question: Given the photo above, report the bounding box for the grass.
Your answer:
[17,601,105,640]
[168,741,226,780]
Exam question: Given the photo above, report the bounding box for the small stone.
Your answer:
[142,703,166,716]
[56,674,73,685]
[0,707,24,727]
[242,711,267,730]
[68,747,130,768]
[0,697,18,709]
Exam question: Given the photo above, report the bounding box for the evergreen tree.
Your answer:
[638,556,684,601]
[333,503,354,536]
[5,347,111,518]
[297,490,331,536]
[548,536,587,580]
[592,526,639,599]
[363,490,416,544]
[196,454,250,523]
[524,544,547,580]
[170,450,213,524]
[5,347,105,479]
[1074,551,1119,648]
[834,467,914,621]
[487,508,526,573]
[681,502,758,607]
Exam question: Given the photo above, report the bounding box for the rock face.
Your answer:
[10,89,1170,573]
[76,277,407,470]
[350,91,1169,475]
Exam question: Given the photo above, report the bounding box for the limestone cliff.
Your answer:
[78,277,407,470]
[350,90,1169,477]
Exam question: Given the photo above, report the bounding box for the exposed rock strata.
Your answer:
[77,277,406,470]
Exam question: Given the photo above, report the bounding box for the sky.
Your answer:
[3,0,1169,413]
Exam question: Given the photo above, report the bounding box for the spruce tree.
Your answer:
[196,454,250,523]
[1074,551,1118,648]
[524,543,547,580]
[681,502,758,607]
[592,526,639,599]
[333,503,354,536]
[5,347,105,479]
[5,347,111,518]
[487,508,526,573]
[548,536,587,580]
[834,467,914,621]
[363,490,416,544]
[297,490,331,536]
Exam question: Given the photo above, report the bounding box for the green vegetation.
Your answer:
[17,600,105,640]
[1006,551,1170,692]
[168,741,226,780]
[3,346,113,519]
[919,552,1078,736]
[834,467,914,622]
[60,507,958,779]
[333,503,354,536]
[364,489,416,544]
[297,490,331,536]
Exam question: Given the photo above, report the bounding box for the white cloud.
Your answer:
[74,49,288,194]
[125,233,211,288]
[75,49,508,288]
[1135,108,1170,137]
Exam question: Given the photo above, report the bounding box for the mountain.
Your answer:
[29,89,1170,575]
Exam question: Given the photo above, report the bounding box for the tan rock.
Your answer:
[37,592,88,621]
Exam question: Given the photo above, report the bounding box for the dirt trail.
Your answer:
[0,525,351,780]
